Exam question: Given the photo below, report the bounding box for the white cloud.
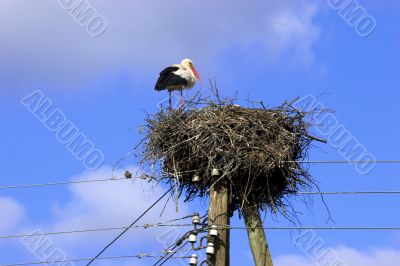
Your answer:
[275,246,400,266]
[0,197,25,233]
[39,167,192,254]
[5,167,193,265]
[0,0,320,94]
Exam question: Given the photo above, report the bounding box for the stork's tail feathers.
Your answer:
[155,82,165,91]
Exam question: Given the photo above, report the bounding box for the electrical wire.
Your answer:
[156,220,209,265]
[85,186,174,266]
[3,206,400,239]
[284,160,400,164]
[154,245,182,266]
[0,224,194,240]
[0,158,399,190]
[153,232,191,266]
[1,252,192,266]
[297,191,400,195]
[9,182,395,196]
[0,178,128,190]
[218,226,400,230]
[153,215,208,266]
[1,177,399,195]
[158,241,189,266]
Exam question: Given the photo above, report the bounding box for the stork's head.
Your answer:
[181,58,201,81]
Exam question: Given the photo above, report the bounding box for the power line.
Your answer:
[297,191,400,195]
[153,244,183,266]
[285,160,400,164]
[3,202,400,239]
[154,214,208,266]
[0,224,193,240]
[2,178,398,195]
[0,159,399,190]
[1,177,400,193]
[0,178,128,190]
[1,252,192,266]
[85,186,174,266]
[158,242,189,266]
[218,226,400,230]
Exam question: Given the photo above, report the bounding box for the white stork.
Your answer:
[155,58,201,108]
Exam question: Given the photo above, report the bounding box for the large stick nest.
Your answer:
[139,94,325,215]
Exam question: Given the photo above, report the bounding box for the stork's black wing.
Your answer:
[155,66,188,91]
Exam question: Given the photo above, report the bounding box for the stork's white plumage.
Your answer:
[155,59,201,107]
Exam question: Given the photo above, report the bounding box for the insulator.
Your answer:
[192,213,200,225]
[211,168,219,176]
[209,225,218,237]
[189,254,198,265]
[206,242,215,255]
[192,174,200,182]
[189,231,198,243]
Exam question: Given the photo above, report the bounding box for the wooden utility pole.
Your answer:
[208,179,230,266]
[242,203,273,266]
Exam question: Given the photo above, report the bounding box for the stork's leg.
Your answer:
[169,90,172,109]
[179,90,183,107]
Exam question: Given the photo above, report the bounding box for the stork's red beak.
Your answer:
[191,66,201,81]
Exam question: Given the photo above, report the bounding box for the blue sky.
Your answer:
[1,0,399,265]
